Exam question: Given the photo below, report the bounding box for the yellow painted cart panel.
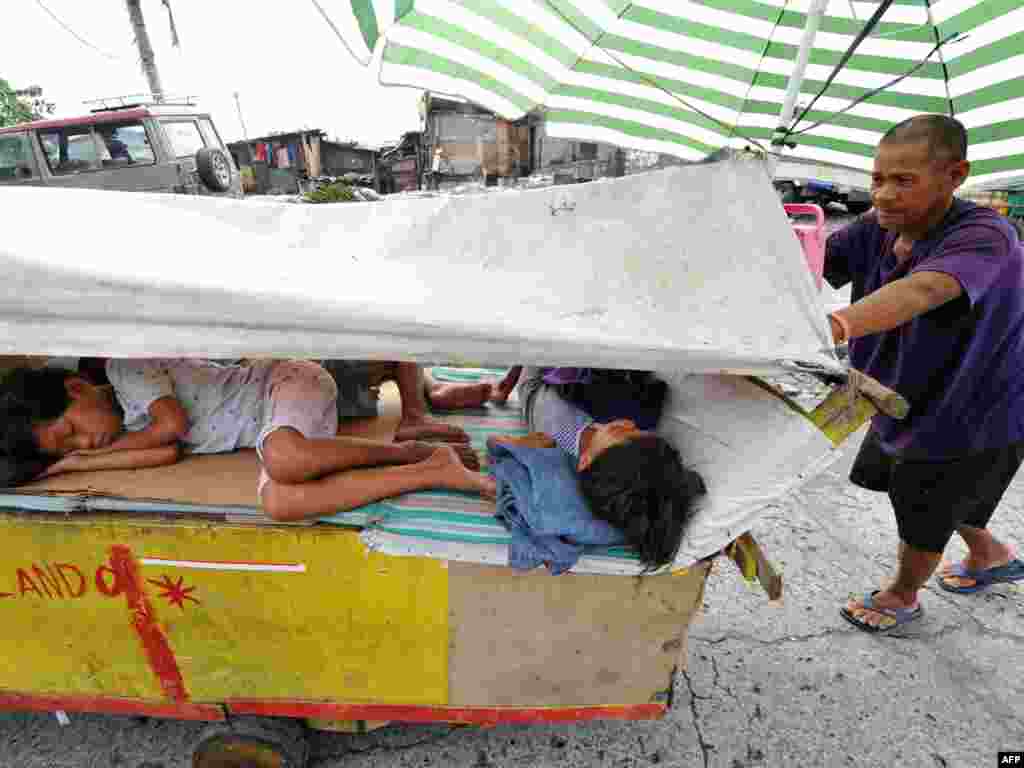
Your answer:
[0,511,708,722]
[0,515,449,707]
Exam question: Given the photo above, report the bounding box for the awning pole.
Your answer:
[770,0,829,167]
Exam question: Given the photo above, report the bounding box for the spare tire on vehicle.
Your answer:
[195,147,233,192]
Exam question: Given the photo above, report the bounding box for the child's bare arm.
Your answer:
[105,396,189,452]
[487,432,556,450]
[36,444,181,480]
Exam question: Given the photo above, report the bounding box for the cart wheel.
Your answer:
[192,717,309,768]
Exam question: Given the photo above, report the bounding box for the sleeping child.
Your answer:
[0,358,495,521]
[488,366,706,569]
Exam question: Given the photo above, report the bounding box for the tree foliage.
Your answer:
[0,79,55,128]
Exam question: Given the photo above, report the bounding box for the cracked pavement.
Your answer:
[2,425,1022,767]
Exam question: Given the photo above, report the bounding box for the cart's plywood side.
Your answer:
[0,516,448,707]
[447,561,709,707]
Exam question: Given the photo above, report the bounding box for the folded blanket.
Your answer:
[488,442,624,574]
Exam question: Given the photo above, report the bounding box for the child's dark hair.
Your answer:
[578,434,706,570]
[0,367,76,485]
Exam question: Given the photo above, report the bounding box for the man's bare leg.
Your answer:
[423,368,493,410]
[937,525,1016,589]
[261,444,495,522]
[844,540,941,628]
[392,362,470,443]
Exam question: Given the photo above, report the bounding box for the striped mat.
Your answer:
[324,367,646,571]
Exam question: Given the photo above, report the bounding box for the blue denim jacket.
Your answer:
[488,442,624,574]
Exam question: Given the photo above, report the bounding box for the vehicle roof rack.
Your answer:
[84,94,198,113]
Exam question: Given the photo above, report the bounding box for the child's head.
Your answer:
[577,420,706,570]
[0,367,122,485]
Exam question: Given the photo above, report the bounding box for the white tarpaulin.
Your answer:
[0,157,837,374]
[0,157,847,570]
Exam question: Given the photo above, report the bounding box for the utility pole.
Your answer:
[233,91,248,140]
[125,0,164,102]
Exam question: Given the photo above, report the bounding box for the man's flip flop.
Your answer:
[937,558,1024,594]
[839,591,924,634]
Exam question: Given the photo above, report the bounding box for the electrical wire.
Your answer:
[34,0,121,60]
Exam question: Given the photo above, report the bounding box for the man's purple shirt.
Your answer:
[824,199,1024,459]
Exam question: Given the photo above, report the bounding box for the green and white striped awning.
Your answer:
[324,0,1024,187]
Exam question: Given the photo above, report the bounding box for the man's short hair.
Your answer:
[880,114,967,164]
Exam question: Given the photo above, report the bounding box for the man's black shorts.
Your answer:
[849,430,1024,553]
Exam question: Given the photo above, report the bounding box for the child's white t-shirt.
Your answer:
[106,359,275,454]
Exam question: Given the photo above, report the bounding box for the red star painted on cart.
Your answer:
[147,574,200,610]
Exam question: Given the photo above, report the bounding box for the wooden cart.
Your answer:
[0,507,711,766]
[0,352,896,767]
[0,375,727,767]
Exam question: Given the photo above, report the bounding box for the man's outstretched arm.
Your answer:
[828,271,963,344]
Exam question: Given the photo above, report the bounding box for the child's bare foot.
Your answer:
[395,414,470,444]
[402,441,480,471]
[490,368,521,405]
[420,445,496,499]
[427,382,493,411]
[450,442,481,471]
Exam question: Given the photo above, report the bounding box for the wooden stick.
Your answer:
[847,368,908,420]
[727,532,783,601]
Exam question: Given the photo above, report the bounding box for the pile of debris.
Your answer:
[298,175,382,203]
